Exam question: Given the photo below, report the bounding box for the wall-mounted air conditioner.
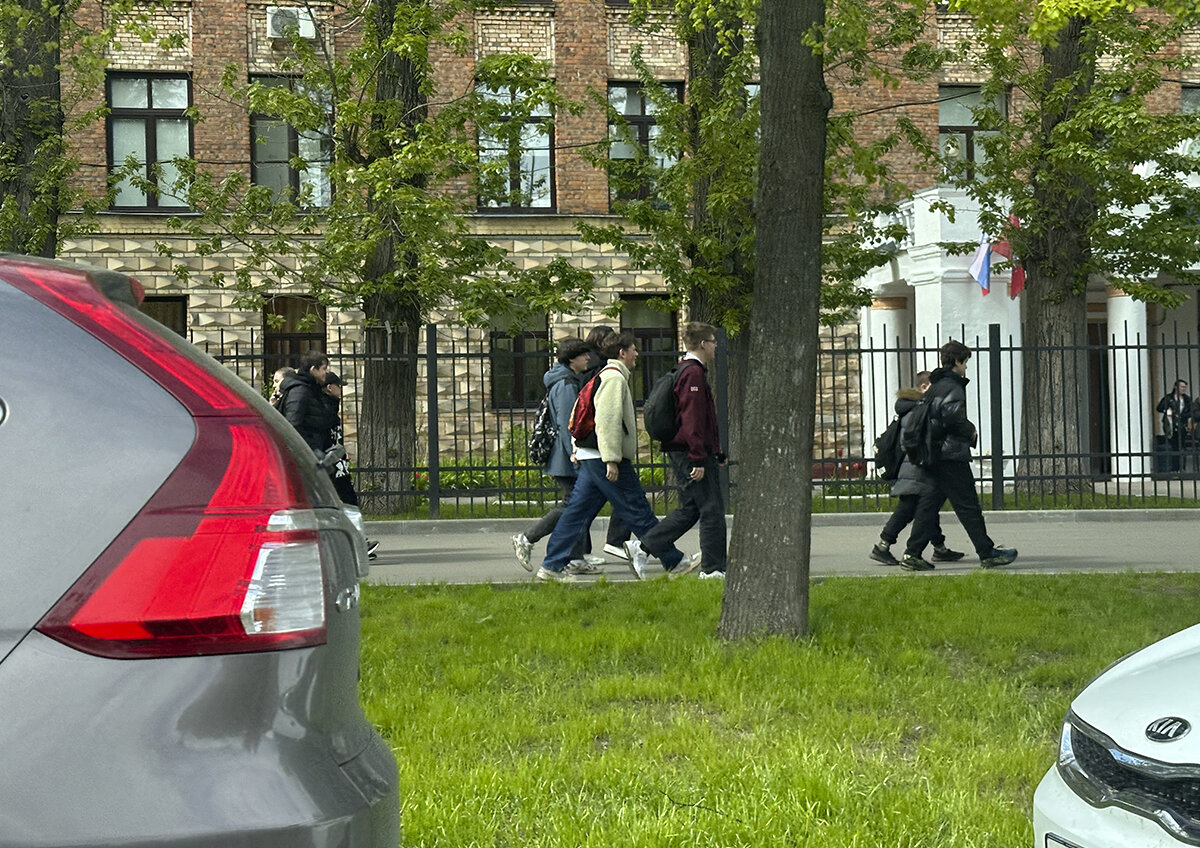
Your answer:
[266,6,316,39]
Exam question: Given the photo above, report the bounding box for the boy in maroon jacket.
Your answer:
[632,322,728,578]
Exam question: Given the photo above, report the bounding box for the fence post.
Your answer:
[426,323,441,519]
[715,326,731,509]
[989,323,1004,509]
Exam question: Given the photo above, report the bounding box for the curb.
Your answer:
[363,508,1198,535]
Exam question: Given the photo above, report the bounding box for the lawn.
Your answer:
[359,572,1200,847]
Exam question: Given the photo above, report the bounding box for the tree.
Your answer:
[715,0,828,640]
[934,0,1200,493]
[0,0,121,255]
[154,0,596,512]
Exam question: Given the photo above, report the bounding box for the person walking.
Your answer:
[536,331,700,582]
[870,371,964,566]
[279,350,336,456]
[269,366,294,410]
[511,338,604,576]
[580,325,635,561]
[634,322,729,579]
[902,341,1017,571]
[321,371,379,560]
[1158,378,1192,473]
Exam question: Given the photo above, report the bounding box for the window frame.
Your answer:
[607,81,683,209]
[475,84,556,213]
[138,294,189,337]
[263,294,327,376]
[619,294,678,403]
[937,84,1005,181]
[489,314,551,410]
[249,74,333,209]
[106,72,194,211]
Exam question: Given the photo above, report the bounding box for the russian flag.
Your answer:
[969,237,991,295]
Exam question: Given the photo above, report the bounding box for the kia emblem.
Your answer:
[1146,717,1192,742]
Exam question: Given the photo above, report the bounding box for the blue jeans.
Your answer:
[541,459,682,573]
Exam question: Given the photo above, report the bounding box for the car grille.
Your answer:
[1063,718,1200,844]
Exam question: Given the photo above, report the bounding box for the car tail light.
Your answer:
[7,260,328,659]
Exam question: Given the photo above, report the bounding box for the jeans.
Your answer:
[640,453,726,572]
[524,476,587,559]
[541,459,682,573]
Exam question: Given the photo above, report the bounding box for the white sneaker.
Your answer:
[603,543,628,560]
[565,559,601,575]
[512,533,533,572]
[669,552,702,578]
[535,566,578,583]
[698,569,726,580]
[584,554,607,566]
[623,540,647,580]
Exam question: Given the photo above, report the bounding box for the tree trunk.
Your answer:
[354,0,427,514]
[1017,16,1094,495]
[718,0,828,640]
[0,0,62,257]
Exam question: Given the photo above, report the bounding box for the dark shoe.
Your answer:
[931,545,965,562]
[980,547,1018,568]
[900,554,935,572]
[870,543,899,566]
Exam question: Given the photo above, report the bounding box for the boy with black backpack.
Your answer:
[870,371,963,567]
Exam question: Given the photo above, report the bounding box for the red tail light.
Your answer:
[8,260,327,659]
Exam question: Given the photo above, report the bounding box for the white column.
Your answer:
[860,295,912,463]
[1107,286,1151,478]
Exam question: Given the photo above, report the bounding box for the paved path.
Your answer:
[363,509,1200,585]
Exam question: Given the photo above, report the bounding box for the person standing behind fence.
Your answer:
[870,371,964,566]
[511,338,603,576]
[581,324,634,561]
[536,331,699,582]
[633,322,729,579]
[1158,379,1191,473]
[902,341,1017,571]
[280,351,336,456]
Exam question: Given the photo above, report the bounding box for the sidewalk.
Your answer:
[363,509,1199,585]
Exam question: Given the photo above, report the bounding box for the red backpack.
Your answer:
[568,366,620,448]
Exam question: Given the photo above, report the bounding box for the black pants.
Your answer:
[905,461,994,558]
[607,514,630,547]
[881,495,944,548]
[640,454,727,572]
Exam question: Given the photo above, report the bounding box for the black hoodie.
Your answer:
[279,371,335,452]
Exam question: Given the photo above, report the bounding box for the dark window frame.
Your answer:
[139,294,188,336]
[489,314,551,410]
[937,84,1005,181]
[263,294,327,376]
[249,74,333,209]
[607,81,683,209]
[106,72,194,211]
[475,84,556,213]
[619,294,678,403]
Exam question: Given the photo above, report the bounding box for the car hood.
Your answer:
[1074,621,1200,763]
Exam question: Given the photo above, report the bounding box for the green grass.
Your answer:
[359,572,1200,847]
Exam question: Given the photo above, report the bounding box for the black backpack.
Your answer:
[527,375,573,466]
[642,361,699,443]
[873,416,905,480]
[900,399,936,468]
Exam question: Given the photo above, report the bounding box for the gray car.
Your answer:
[0,255,399,847]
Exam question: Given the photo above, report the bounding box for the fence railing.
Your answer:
[196,320,1200,516]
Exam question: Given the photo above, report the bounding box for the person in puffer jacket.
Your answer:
[902,341,1018,571]
[869,371,963,566]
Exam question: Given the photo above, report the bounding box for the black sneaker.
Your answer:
[869,543,899,566]
[931,545,965,562]
[900,554,935,572]
[980,547,1018,568]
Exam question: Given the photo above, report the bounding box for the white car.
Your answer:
[1034,623,1200,847]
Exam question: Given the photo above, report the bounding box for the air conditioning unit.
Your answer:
[266,6,316,39]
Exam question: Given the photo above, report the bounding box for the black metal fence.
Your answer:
[196,320,1200,515]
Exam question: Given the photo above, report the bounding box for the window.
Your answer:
[490,313,550,409]
[263,295,326,376]
[107,74,192,209]
[607,83,681,207]
[1184,87,1200,114]
[139,295,188,336]
[938,85,1004,180]
[477,85,554,210]
[250,76,332,208]
[620,295,677,403]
